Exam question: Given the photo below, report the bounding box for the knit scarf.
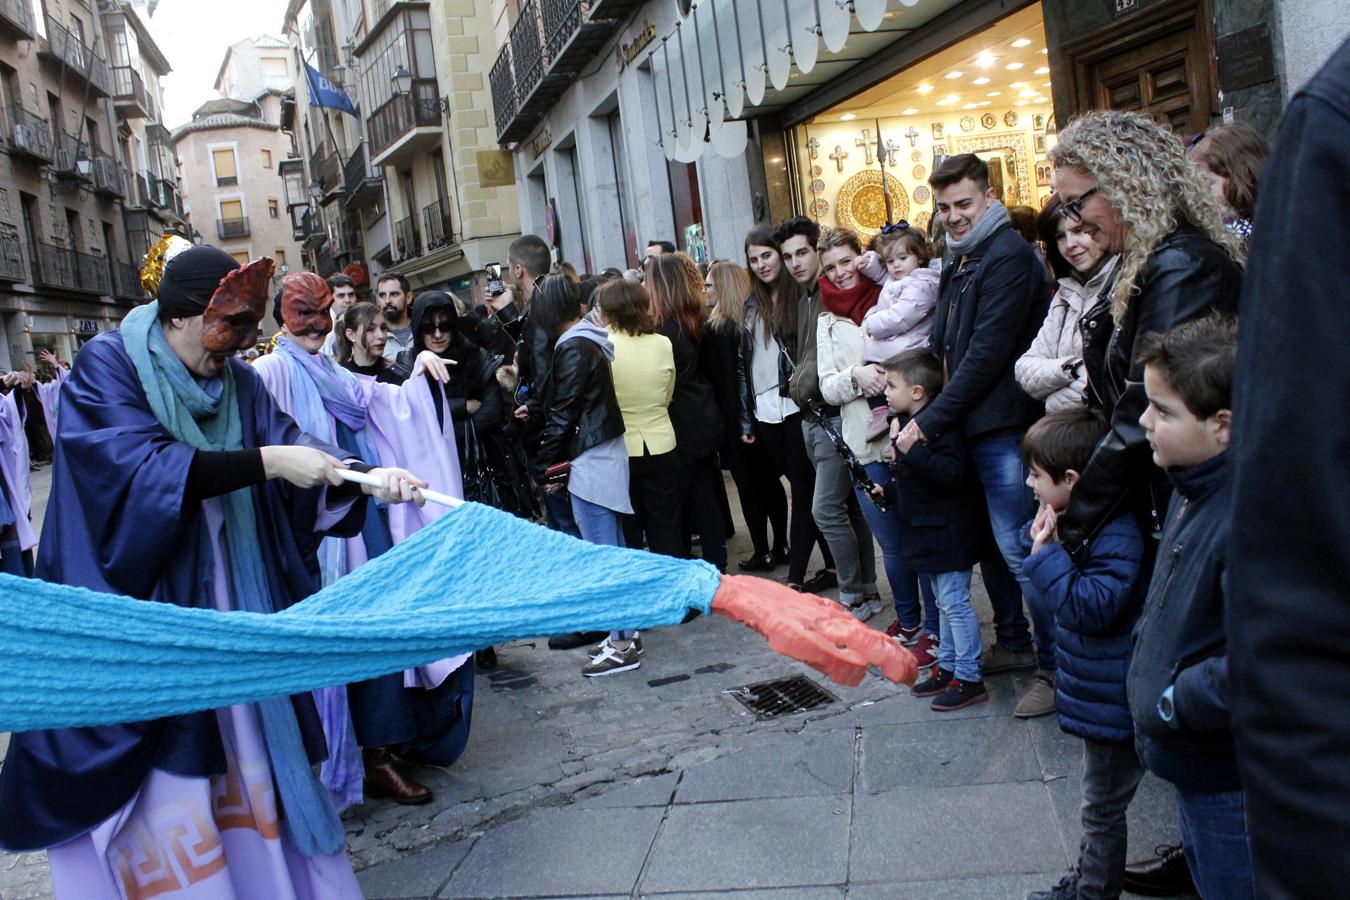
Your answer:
[945,200,1011,258]
[120,303,346,858]
[817,272,881,326]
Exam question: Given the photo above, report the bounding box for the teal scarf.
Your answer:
[120,303,345,858]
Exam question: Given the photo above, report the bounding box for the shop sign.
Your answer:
[477,150,516,188]
[1113,0,1138,15]
[1217,24,1276,91]
[75,319,100,334]
[616,22,657,74]
[530,127,553,161]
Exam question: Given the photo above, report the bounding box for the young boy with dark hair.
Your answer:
[1020,406,1148,900]
[882,349,986,710]
[1128,313,1253,899]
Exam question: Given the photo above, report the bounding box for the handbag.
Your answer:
[460,418,506,509]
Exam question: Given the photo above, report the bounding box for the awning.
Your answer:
[648,0,957,161]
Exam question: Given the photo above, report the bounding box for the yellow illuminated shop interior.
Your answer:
[794,3,1058,239]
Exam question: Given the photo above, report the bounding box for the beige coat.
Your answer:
[816,311,887,464]
[1015,256,1118,412]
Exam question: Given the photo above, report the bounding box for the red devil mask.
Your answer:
[278,272,335,338]
[200,258,276,354]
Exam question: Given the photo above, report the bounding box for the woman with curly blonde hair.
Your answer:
[1041,109,1246,900]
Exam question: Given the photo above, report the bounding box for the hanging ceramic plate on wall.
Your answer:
[913,184,931,204]
[981,113,997,130]
[813,197,830,217]
[836,170,910,238]
[912,164,926,179]
[811,165,823,178]
[811,178,826,194]
[913,210,931,232]
[911,149,923,163]
[1004,110,1019,127]
[960,116,975,132]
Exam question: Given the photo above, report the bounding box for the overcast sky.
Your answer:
[149,0,291,128]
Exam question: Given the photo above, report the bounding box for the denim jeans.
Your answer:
[968,428,1054,668]
[805,418,877,604]
[1077,739,1146,899]
[543,485,581,538]
[571,495,632,642]
[929,569,980,682]
[857,462,937,634]
[1175,787,1257,900]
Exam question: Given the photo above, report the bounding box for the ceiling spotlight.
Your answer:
[936,94,959,106]
[975,52,996,68]
[962,102,977,110]
[1040,48,1049,54]
[1034,66,1049,75]
[840,113,857,121]
[1011,38,1032,48]
[916,83,934,94]
[1043,81,1053,88]
[978,100,992,106]
[1005,62,1024,70]
[1019,88,1039,98]
[973,76,990,85]
[945,71,964,79]
[1011,81,1027,88]
[1014,100,1028,107]
[901,107,919,115]
[987,91,1002,97]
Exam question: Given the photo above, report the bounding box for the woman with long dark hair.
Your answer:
[646,253,728,571]
[739,227,835,592]
[335,301,396,382]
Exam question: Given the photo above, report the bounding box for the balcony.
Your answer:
[293,207,316,242]
[342,142,384,211]
[32,243,113,295]
[42,20,111,97]
[367,78,442,168]
[588,0,645,18]
[491,0,620,144]
[0,224,25,283]
[423,197,452,251]
[310,140,344,206]
[156,178,184,220]
[3,107,53,163]
[217,217,250,240]
[111,66,149,118]
[112,260,145,301]
[93,154,126,199]
[0,0,35,39]
[333,221,365,259]
[393,213,421,263]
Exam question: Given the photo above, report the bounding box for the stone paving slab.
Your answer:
[640,795,852,894]
[859,715,1042,792]
[438,805,664,898]
[642,889,845,899]
[848,873,1064,898]
[356,836,474,899]
[672,727,856,804]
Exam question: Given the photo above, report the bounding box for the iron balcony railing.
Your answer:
[131,171,149,206]
[217,217,250,239]
[393,213,421,261]
[53,132,92,180]
[93,154,126,197]
[341,141,383,209]
[156,178,183,218]
[423,197,452,250]
[111,65,148,115]
[0,224,25,282]
[510,0,546,108]
[45,20,111,95]
[33,242,113,294]
[0,0,36,38]
[367,78,441,159]
[113,260,144,300]
[489,46,516,141]
[310,139,344,201]
[3,106,53,162]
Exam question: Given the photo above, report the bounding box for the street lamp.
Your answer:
[190,228,203,245]
[75,147,92,179]
[308,178,323,202]
[391,64,448,111]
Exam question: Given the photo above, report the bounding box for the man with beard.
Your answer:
[255,271,474,810]
[377,271,415,360]
[0,241,428,897]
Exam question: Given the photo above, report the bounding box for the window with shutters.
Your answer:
[212,148,238,186]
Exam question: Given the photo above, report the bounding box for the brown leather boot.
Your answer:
[362,747,432,805]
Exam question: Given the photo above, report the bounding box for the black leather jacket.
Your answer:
[538,333,625,465]
[735,295,798,434]
[1059,224,1242,561]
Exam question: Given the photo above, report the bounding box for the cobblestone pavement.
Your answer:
[1,469,1185,899]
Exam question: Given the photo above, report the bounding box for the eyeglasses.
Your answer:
[880,220,911,235]
[1058,187,1099,224]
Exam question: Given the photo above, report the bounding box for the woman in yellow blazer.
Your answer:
[596,280,682,558]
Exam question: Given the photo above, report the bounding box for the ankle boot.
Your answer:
[362,746,432,805]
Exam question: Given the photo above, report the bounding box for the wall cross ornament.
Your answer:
[905,127,921,147]
[885,139,903,168]
[807,137,821,160]
[829,145,849,173]
[855,129,874,165]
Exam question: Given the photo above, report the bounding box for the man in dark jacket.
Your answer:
[898,154,1052,712]
[1129,316,1253,900]
[1226,37,1350,899]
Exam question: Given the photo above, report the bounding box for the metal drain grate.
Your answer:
[725,675,838,720]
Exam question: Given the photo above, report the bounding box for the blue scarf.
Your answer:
[120,303,346,858]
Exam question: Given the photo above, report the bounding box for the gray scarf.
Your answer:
[946,200,1011,258]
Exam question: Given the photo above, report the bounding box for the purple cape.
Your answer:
[0,331,368,851]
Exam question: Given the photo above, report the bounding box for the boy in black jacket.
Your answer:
[1129,315,1253,899]
[882,350,987,711]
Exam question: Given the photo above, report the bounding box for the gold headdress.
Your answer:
[139,233,194,297]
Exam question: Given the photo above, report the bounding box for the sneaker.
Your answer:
[581,641,641,677]
[861,593,885,617]
[911,667,953,698]
[848,601,874,622]
[1027,874,1080,900]
[1014,671,1057,719]
[911,632,940,669]
[800,569,838,593]
[590,633,644,658]
[886,620,923,644]
[865,407,890,442]
[931,678,989,712]
[981,642,1037,674]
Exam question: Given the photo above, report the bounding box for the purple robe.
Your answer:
[0,390,35,554]
[0,331,368,853]
[34,363,68,445]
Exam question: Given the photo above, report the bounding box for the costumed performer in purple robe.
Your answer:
[253,271,473,810]
[33,347,70,445]
[0,239,429,899]
[0,369,35,575]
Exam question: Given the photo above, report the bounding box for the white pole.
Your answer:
[336,468,462,509]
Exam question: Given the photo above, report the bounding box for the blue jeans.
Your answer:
[544,485,581,538]
[968,428,1054,669]
[1176,787,1256,900]
[929,569,980,682]
[857,462,937,634]
[571,495,632,642]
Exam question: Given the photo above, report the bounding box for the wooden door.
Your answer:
[1065,0,1217,135]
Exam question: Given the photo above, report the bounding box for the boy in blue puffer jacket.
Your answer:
[1020,407,1147,900]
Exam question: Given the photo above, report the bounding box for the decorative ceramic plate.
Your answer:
[811,165,823,178]
[835,170,909,238]
[912,164,926,179]
[913,184,930,204]
[811,178,826,194]
[1004,110,1019,127]
[910,149,922,163]
[960,116,975,132]
[812,197,830,217]
[981,113,996,129]
[913,210,931,232]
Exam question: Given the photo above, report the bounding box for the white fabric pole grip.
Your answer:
[336,468,462,509]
